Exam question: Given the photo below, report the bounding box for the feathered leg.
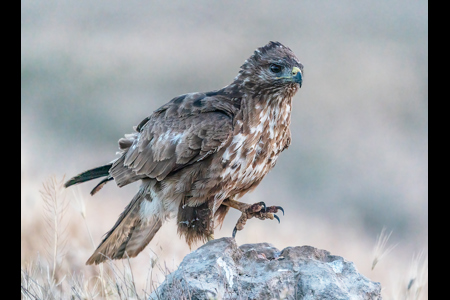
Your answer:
[177,200,215,247]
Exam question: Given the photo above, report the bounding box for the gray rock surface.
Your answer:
[149,237,381,300]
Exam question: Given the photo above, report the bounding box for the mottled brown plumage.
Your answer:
[65,41,303,265]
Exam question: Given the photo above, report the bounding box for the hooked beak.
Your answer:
[291,67,302,87]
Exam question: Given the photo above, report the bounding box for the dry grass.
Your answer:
[21,176,181,300]
[21,176,428,299]
[371,227,397,270]
[387,250,428,300]
[23,175,213,299]
[371,228,428,300]
[40,176,70,282]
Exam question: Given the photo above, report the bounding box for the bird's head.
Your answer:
[236,41,303,95]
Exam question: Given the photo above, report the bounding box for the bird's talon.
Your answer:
[276,206,285,216]
[259,202,267,211]
[274,214,280,223]
[232,227,238,238]
[232,202,284,237]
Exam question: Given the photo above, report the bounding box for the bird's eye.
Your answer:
[269,64,283,73]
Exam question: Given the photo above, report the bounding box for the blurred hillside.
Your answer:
[21,0,427,298]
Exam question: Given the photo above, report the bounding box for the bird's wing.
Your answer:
[85,92,238,264]
[110,92,239,186]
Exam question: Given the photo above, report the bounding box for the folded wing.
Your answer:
[110,92,238,186]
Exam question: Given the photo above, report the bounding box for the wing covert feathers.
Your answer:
[110,93,235,187]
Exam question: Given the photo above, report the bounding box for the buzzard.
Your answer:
[65,41,303,265]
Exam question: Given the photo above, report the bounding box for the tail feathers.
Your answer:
[64,164,112,188]
[86,188,162,265]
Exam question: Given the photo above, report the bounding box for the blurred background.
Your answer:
[21,0,428,298]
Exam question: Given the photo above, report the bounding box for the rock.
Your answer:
[149,237,381,300]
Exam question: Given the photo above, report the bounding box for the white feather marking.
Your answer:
[140,197,162,220]
[140,186,164,220]
[171,133,184,143]
[140,185,182,221]
[269,122,275,139]
[157,131,170,143]
[222,133,246,161]
[250,111,269,134]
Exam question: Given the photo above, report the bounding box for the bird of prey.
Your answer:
[65,41,303,265]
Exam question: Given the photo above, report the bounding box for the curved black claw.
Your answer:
[276,206,285,216]
[274,214,280,223]
[259,201,267,211]
[232,226,238,238]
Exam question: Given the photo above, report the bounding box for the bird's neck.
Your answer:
[234,92,293,142]
[219,80,296,137]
